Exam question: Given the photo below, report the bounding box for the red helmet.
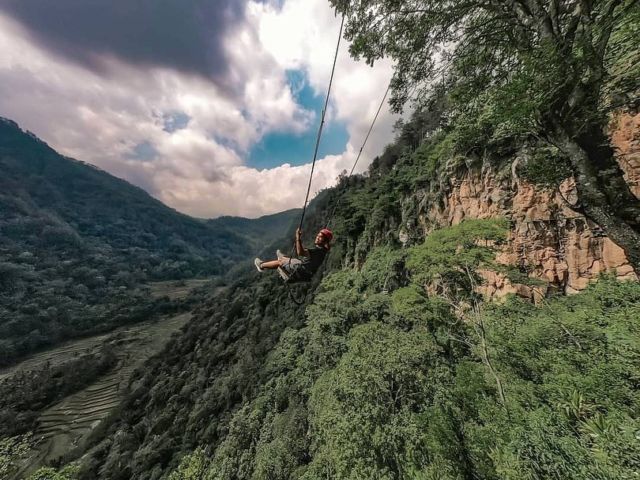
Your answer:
[319,228,333,242]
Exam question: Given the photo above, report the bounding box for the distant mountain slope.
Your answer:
[0,117,247,267]
[209,209,300,251]
[0,117,298,365]
[0,117,300,273]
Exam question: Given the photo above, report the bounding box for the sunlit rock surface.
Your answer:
[406,111,640,300]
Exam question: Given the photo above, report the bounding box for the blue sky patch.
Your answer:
[128,141,159,162]
[163,111,191,133]
[247,69,349,169]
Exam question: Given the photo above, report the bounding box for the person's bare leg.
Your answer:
[260,259,281,270]
[262,256,299,269]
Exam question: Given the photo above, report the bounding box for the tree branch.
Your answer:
[595,0,623,58]
[526,0,557,39]
[549,0,560,35]
[563,1,584,49]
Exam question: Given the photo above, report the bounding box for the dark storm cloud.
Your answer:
[0,0,245,81]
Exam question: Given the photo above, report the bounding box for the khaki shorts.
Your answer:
[279,256,302,275]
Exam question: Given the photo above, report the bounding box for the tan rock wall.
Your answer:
[610,111,640,198]
[412,112,640,300]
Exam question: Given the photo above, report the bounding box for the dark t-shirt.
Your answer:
[298,246,327,277]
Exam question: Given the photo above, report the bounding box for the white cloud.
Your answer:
[0,1,398,219]
[158,148,359,218]
[255,0,398,171]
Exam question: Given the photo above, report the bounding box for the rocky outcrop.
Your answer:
[610,111,640,198]
[404,112,640,300]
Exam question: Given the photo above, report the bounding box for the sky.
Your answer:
[0,0,398,218]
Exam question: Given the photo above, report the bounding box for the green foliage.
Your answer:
[409,131,455,182]
[518,146,573,187]
[359,246,405,293]
[74,266,315,480]
[406,219,509,288]
[389,285,429,323]
[332,0,635,135]
[474,279,640,479]
[0,434,31,479]
[604,2,640,106]
[28,464,80,480]
[171,229,638,480]
[0,347,117,437]
[168,448,209,480]
[305,321,441,479]
[449,41,572,150]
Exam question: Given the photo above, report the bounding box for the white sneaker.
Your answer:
[276,249,284,261]
[254,258,264,272]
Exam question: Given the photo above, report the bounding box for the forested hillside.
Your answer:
[208,211,301,252]
[0,118,299,365]
[3,0,639,479]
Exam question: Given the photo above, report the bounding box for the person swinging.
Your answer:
[255,228,333,283]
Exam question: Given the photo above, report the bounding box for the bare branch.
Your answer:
[561,0,585,49]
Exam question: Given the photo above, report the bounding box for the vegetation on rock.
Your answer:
[332,0,640,271]
[165,236,640,480]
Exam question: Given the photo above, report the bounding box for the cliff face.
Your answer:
[401,111,640,300]
[611,111,640,198]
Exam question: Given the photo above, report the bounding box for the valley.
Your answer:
[1,280,208,479]
[0,280,208,382]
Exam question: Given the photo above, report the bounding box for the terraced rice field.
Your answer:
[0,279,210,383]
[0,331,113,383]
[9,313,191,479]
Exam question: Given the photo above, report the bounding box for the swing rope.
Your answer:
[324,82,391,229]
[285,83,390,300]
[296,9,392,233]
[349,83,391,178]
[298,14,345,231]
[284,12,390,301]
[284,13,344,293]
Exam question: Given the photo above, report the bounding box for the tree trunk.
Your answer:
[577,124,640,225]
[551,123,640,273]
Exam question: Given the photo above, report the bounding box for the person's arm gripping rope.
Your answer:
[295,228,310,258]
